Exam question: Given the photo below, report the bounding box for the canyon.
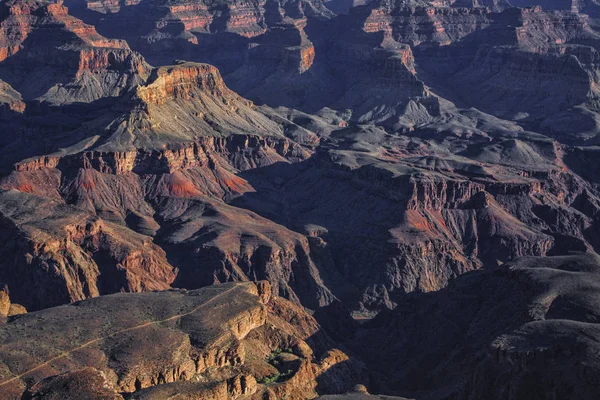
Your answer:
[0,0,599,397]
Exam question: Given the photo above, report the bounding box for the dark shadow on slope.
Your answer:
[61,0,416,115]
[411,9,598,133]
[63,0,168,40]
[0,29,84,101]
[228,157,411,311]
[0,211,74,311]
[350,253,600,399]
[0,96,122,175]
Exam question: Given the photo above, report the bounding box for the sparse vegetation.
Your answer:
[258,369,294,384]
[259,348,297,384]
[266,347,294,365]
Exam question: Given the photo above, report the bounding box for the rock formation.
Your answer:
[1,0,600,315]
[0,0,598,397]
[0,58,334,312]
[0,281,365,399]
[355,253,600,399]
[0,0,150,105]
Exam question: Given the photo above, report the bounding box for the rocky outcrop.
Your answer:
[3,48,598,316]
[406,177,485,210]
[0,0,150,104]
[25,368,124,400]
[137,63,237,105]
[82,0,333,34]
[14,135,307,175]
[362,3,494,47]
[0,57,328,314]
[0,281,364,400]
[410,6,600,130]
[1,0,600,398]
[0,79,24,117]
[444,45,593,120]
[0,190,176,311]
[0,285,26,320]
[1,0,600,336]
[232,130,583,311]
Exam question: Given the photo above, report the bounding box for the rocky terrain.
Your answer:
[0,281,365,399]
[356,253,600,400]
[0,0,599,397]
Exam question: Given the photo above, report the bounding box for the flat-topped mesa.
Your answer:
[136,62,246,106]
[8,60,310,174]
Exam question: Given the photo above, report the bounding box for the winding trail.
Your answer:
[0,286,238,387]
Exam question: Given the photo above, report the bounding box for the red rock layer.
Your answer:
[138,63,241,105]
[0,0,128,63]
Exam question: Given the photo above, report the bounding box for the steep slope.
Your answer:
[1,0,600,321]
[229,112,600,311]
[56,0,600,138]
[400,5,600,138]
[3,50,600,316]
[1,0,600,398]
[0,0,150,105]
[0,189,176,311]
[63,0,333,88]
[0,60,344,314]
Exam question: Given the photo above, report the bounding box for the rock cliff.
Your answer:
[0,0,150,105]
